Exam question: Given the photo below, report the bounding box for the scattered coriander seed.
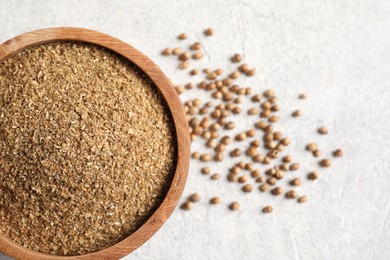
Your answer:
[190,69,199,76]
[210,197,222,205]
[251,140,261,147]
[248,107,260,115]
[179,52,191,61]
[192,151,201,159]
[179,61,189,69]
[245,163,255,171]
[237,162,246,169]
[252,154,264,163]
[285,190,297,199]
[255,121,267,129]
[283,155,293,163]
[280,137,291,146]
[313,149,321,157]
[306,143,318,152]
[318,126,329,135]
[246,128,256,137]
[172,47,182,55]
[271,104,280,112]
[215,69,224,75]
[262,205,273,214]
[308,171,319,180]
[161,47,172,56]
[181,201,194,210]
[227,173,238,182]
[268,115,279,123]
[235,132,247,141]
[246,69,256,77]
[211,173,221,180]
[292,110,302,117]
[320,159,332,167]
[267,177,277,185]
[229,202,240,211]
[189,193,202,202]
[190,42,202,50]
[246,147,258,157]
[274,169,285,180]
[175,85,185,94]
[178,33,187,40]
[242,184,253,193]
[271,186,283,196]
[232,106,241,114]
[290,178,301,186]
[238,175,248,183]
[290,163,300,171]
[297,196,308,203]
[259,183,270,192]
[214,152,223,162]
[192,51,204,60]
[204,28,214,36]
[251,94,262,102]
[333,149,344,157]
[298,93,307,99]
[251,169,261,178]
[230,148,242,157]
[263,89,275,98]
[231,53,242,63]
[229,71,241,79]
[238,63,249,73]
[255,176,265,183]
[200,153,212,162]
[201,167,211,175]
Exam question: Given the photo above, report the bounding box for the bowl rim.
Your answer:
[0,27,190,259]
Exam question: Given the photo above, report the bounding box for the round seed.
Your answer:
[246,147,257,157]
[298,93,307,99]
[246,129,256,138]
[268,115,279,123]
[292,110,302,117]
[318,126,328,135]
[225,121,236,130]
[271,186,283,196]
[192,51,204,60]
[175,85,185,94]
[306,143,318,152]
[211,173,221,180]
[235,133,247,141]
[192,152,200,159]
[232,106,241,114]
[290,178,301,186]
[210,197,221,204]
[179,52,191,61]
[204,28,214,36]
[290,163,300,171]
[262,205,273,214]
[242,184,253,193]
[229,201,240,211]
[263,89,275,98]
[172,47,182,55]
[320,159,332,167]
[200,154,212,162]
[285,190,297,199]
[255,176,265,183]
[251,94,262,102]
[308,171,319,180]
[297,196,308,203]
[259,183,270,192]
[251,169,261,178]
[313,149,321,157]
[280,138,291,146]
[161,48,172,56]
[238,175,248,183]
[230,148,242,157]
[246,69,256,77]
[227,173,238,182]
[237,162,246,168]
[229,71,241,79]
[179,61,189,69]
[248,107,260,115]
[333,149,344,157]
[267,177,277,185]
[181,201,194,210]
[252,154,264,162]
[189,193,202,202]
[201,167,210,175]
[214,152,223,162]
[231,54,242,63]
[178,33,187,40]
[250,140,261,147]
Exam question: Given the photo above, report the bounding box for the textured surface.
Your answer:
[1,0,390,259]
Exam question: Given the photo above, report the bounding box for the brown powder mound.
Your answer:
[0,42,177,256]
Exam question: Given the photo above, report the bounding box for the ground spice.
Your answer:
[0,42,177,256]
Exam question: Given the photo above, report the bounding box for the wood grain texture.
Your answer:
[0,27,190,260]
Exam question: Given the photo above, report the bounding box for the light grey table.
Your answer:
[1,0,389,259]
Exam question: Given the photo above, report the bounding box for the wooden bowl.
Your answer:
[0,28,190,259]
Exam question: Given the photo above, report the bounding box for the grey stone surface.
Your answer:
[0,0,389,259]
